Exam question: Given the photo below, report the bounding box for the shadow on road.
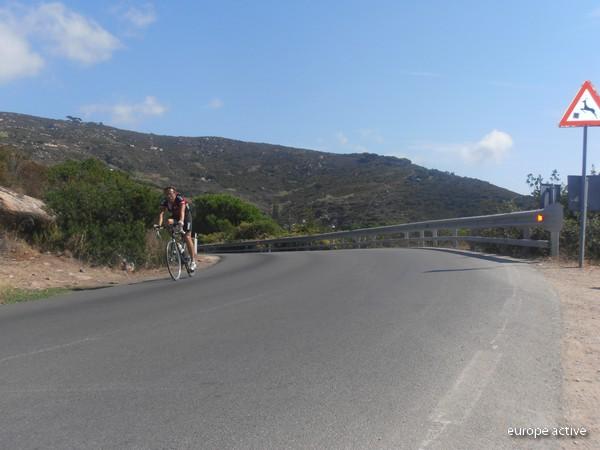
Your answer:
[420,247,530,264]
[424,267,496,273]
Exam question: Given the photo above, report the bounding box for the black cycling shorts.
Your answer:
[171,211,192,233]
[182,217,192,233]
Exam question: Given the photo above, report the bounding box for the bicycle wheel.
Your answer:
[166,240,182,280]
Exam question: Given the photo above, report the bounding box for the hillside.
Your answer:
[0,112,532,229]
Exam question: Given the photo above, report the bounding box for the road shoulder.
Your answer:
[535,260,600,450]
[0,243,220,304]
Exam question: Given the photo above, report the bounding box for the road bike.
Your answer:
[154,225,195,281]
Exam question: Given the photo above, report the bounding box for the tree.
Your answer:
[526,169,562,202]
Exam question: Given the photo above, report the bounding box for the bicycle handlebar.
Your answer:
[153,224,185,236]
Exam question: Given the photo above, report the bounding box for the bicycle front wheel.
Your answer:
[166,240,182,280]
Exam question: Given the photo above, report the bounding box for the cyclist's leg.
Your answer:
[183,215,196,260]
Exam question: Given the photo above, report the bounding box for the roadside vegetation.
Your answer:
[42,159,160,266]
[472,170,599,262]
[0,148,285,268]
[0,286,69,305]
[2,144,598,267]
[526,170,600,261]
[0,144,48,198]
[192,193,283,243]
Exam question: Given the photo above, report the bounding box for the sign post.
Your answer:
[579,127,589,268]
[559,80,600,268]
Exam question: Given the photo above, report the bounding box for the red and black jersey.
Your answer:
[160,193,191,221]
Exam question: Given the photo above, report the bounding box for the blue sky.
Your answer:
[2,1,600,194]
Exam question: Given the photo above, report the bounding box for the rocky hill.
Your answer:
[0,112,532,229]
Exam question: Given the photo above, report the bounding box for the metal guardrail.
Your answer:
[198,203,564,257]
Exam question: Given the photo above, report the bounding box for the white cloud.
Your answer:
[0,23,44,83]
[27,3,120,65]
[82,96,167,125]
[208,98,224,109]
[409,129,513,165]
[122,3,156,28]
[461,130,513,163]
[0,2,120,81]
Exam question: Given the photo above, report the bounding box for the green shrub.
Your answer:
[44,159,161,265]
[560,212,600,261]
[233,219,283,240]
[474,171,600,261]
[192,193,283,241]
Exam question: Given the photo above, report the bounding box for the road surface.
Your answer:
[0,249,562,449]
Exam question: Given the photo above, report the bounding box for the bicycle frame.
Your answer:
[155,226,194,281]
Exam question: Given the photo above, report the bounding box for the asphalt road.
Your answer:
[0,249,562,449]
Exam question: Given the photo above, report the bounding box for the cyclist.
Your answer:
[156,186,197,271]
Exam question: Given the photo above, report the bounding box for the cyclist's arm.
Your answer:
[178,202,185,225]
[158,208,165,227]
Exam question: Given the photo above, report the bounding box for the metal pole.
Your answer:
[551,231,560,258]
[579,126,589,268]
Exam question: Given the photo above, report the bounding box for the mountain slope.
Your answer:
[0,112,531,228]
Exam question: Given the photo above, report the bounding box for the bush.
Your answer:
[473,171,600,261]
[233,219,283,240]
[192,193,283,241]
[44,159,161,265]
[560,212,600,261]
[0,145,48,198]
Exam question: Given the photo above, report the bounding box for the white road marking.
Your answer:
[418,350,502,449]
[419,266,522,449]
[0,337,99,364]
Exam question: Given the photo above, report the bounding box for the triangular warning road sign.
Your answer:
[559,80,600,127]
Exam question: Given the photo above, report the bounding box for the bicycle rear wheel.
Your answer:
[166,240,182,280]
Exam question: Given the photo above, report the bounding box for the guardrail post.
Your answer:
[432,229,438,247]
[453,229,458,248]
[420,230,425,247]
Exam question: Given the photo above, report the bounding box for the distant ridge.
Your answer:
[0,112,532,228]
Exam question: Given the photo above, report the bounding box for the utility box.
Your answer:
[539,184,561,208]
[568,175,600,212]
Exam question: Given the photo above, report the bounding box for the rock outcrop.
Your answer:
[0,186,54,231]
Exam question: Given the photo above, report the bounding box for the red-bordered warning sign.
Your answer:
[559,80,600,127]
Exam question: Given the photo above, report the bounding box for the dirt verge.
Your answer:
[0,239,219,304]
[535,260,600,450]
